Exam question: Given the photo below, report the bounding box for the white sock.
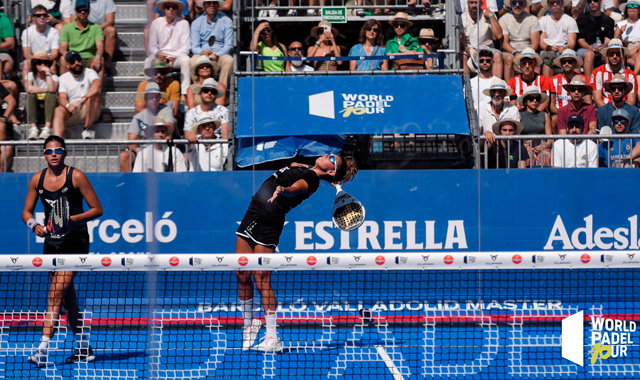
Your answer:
[74,332,89,349]
[239,299,254,329]
[265,311,277,337]
[37,336,51,351]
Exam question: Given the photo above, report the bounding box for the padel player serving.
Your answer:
[22,136,103,366]
[236,153,357,352]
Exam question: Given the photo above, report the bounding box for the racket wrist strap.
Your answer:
[27,218,39,232]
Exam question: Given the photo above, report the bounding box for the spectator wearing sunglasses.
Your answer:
[147,0,191,99]
[349,20,388,71]
[597,74,640,133]
[499,0,541,81]
[591,38,637,107]
[469,50,501,112]
[385,12,422,56]
[187,55,226,108]
[22,6,60,79]
[28,0,72,32]
[558,76,597,134]
[52,50,102,139]
[70,0,117,76]
[615,0,640,74]
[576,0,615,79]
[552,115,598,168]
[539,0,578,78]
[599,108,640,167]
[59,1,105,78]
[549,49,590,134]
[287,41,313,72]
[190,0,233,92]
[417,28,438,69]
[508,48,551,112]
[517,86,552,166]
[250,20,287,72]
[460,0,503,78]
[132,118,187,173]
[135,59,181,120]
[183,78,229,143]
[25,51,59,141]
[144,0,192,56]
[186,114,227,171]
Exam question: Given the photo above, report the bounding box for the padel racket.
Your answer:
[47,195,71,235]
[332,184,365,231]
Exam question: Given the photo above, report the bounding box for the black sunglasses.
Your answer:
[67,57,82,64]
[164,4,178,10]
[419,39,434,44]
[569,86,585,93]
[33,13,48,18]
[366,27,380,32]
[611,85,627,92]
[478,58,492,63]
[200,88,216,95]
[289,46,303,51]
[527,96,542,102]
[560,59,575,65]
[34,59,52,67]
[76,8,89,13]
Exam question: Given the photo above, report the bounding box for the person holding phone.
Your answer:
[307,21,342,71]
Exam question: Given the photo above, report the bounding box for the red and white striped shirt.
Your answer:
[508,73,552,101]
[550,73,590,110]
[590,64,637,105]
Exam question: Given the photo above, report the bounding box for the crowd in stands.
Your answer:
[1,0,640,172]
[463,0,640,168]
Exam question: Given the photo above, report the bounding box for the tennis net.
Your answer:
[1,253,639,379]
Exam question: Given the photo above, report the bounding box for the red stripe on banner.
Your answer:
[3,314,640,327]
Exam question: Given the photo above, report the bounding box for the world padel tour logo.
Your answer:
[308,91,394,119]
[562,311,637,366]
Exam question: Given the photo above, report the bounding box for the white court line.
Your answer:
[375,345,404,380]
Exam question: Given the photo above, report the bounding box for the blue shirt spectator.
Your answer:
[190,10,232,56]
[349,44,386,71]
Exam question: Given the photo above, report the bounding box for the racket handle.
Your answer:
[335,184,343,193]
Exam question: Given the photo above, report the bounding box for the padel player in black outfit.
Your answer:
[236,153,357,352]
[22,136,103,366]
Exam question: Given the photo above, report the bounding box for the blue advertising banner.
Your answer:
[236,75,470,137]
[2,169,640,255]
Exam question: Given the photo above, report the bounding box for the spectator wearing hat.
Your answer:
[183,78,228,141]
[60,0,104,77]
[615,0,640,74]
[135,59,181,119]
[121,82,175,172]
[508,48,551,112]
[597,74,640,133]
[576,0,615,79]
[190,0,233,91]
[22,5,60,79]
[28,0,72,32]
[147,0,191,98]
[132,118,187,173]
[518,86,552,166]
[591,38,637,107]
[250,20,287,72]
[485,118,529,169]
[24,51,59,140]
[186,113,227,171]
[187,55,226,109]
[469,50,501,112]
[558,76,597,134]
[308,21,343,71]
[418,28,437,69]
[71,0,117,74]
[539,0,578,78]
[599,108,640,167]
[460,0,503,78]
[287,41,314,72]
[144,0,192,56]
[385,12,423,56]
[499,0,541,81]
[479,78,521,142]
[52,50,101,139]
[549,49,590,134]
[349,20,388,71]
[552,114,598,167]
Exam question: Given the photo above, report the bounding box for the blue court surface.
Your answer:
[1,269,639,379]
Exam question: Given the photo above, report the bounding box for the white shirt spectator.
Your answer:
[148,16,191,58]
[71,0,117,25]
[552,139,598,167]
[290,64,314,72]
[26,71,59,88]
[470,75,499,112]
[539,14,579,47]
[29,0,72,19]
[58,68,99,103]
[461,11,495,50]
[458,0,499,12]
[478,100,520,134]
[21,24,60,56]
[184,104,229,134]
[188,140,228,172]
[617,19,640,43]
[133,145,187,172]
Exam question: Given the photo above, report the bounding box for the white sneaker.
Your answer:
[287,9,297,16]
[27,128,39,140]
[242,319,262,351]
[252,334,283,352]
[258,9,267,17]
[268,9,278,17]
[356,8,365,16]
[81,128,95,139]
[38,127,51,139]
[28,349,48,367]
[306,8,317,15]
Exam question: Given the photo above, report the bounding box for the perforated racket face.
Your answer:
[332,187,366,231]
[49,196,70,235]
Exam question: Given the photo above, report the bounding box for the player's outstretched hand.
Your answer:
[267,186,284,203]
